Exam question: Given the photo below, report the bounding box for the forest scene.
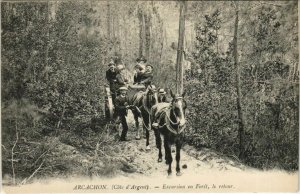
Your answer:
[1,0,298,190]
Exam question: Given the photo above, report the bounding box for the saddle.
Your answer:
[151,103,170,126]
[121,84,145,113]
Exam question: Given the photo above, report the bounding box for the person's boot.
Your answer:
[119,136,129,142]
[120,130,129,141]
[135,131,141,140]
[152,122,159,128]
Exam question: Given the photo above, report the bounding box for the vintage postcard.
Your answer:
[1,0,299,193]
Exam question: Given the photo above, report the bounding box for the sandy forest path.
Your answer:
[114,112,248,179]
[4,112,298,193]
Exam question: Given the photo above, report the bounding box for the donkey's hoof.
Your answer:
[167,172,172,178]
[158,158,162,163]
[146,145,151,151]
[152,123,159,128]
[176,172,182,176]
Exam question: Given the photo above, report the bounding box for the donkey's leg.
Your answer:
[164,136,169,165]
[143,113,150,150]
[154,128,162,162]
[134,112,141,140]
[163,137,168,164]
[175,139,182,176]
[164,136,172,175]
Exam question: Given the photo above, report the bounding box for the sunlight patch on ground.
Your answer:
[3,170,298,193]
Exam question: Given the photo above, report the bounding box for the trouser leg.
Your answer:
[120,115,128,139]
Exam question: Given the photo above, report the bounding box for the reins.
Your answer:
[156,104,186,135]
[132,105,151,131]
[137,89,157,131]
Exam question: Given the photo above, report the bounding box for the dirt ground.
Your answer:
[3,112,298,193]
[112,112,248,178]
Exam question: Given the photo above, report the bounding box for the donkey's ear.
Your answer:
[182,90,186,97]
[170,89,175,98]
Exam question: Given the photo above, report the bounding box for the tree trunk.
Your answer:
[175,1,187,94]
[116,13,121,55]
[144,12,151,61]
[123,16,128,61]
[107,1,111,40]
[45,1,50,81]
[233,4,246,159]
[216,28,219,54]
[294,62,299,81]
[159,21,164,65]
[138,7,144,58]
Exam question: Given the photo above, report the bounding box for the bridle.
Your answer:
[157,96,187,135]
[133,85,158,131]
[142,86,158,115]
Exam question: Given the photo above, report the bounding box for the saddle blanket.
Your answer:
[151,102,170,123]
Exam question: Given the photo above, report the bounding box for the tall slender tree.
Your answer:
[138,6,144,58]
[144,12,151,60]
[106,1,111,40]
[176,1,187,94]
[232,2,245,159]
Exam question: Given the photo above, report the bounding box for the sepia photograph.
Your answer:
[1,0,299,193]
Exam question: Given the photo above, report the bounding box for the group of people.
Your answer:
[105,56,167,141]
[106,56,154,98]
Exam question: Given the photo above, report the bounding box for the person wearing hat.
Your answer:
[133,64,144,84]
[115,86,130,141]
[158,88,168,103]
[133,57,146,84]
[140,64,154,87]
[106,60,117,102]
[137,56,147,65]
[115,64,128,92]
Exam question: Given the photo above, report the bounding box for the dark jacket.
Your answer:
[115,73,128,90]
[133,72,143,84]
[106,69,117,83]
[140,72,153,86]
[158,95,167,103]
[106,69,118,91]
[115,95,129,116]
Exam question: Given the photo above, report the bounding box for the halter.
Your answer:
[156,103,186,135]
[133,87,157,131]
[142,87,157,115]
[142,94,151,115]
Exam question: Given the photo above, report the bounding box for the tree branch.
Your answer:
[20,160,44,185]
[11,121,19,185]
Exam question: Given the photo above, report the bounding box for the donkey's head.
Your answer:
[170,90,187,127]
[145,85,158,107]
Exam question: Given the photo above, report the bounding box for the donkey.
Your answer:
[131,85,158,150]
[151,90,187,176]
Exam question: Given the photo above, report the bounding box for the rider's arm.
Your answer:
[133,73,138,84]
[115,98,127,111]
[106,70,112,83]
[116,74,125,85]
[163,95,167,102]
[140,73,153,84]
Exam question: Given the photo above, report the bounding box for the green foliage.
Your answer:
[185,3,298,171]
[184,9,236,154]
[1,2,110,183]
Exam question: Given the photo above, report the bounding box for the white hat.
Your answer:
[119,86,128,91]
[158,88,166,94]
[117,64,125,71]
